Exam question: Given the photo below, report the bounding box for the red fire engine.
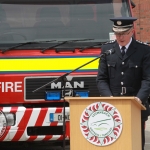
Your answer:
[0,0,135,145]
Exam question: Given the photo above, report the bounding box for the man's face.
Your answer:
[114,28,134,46]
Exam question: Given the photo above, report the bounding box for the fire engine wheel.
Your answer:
[0,31,27,40]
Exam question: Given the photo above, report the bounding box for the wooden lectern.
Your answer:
[65,97,146,150]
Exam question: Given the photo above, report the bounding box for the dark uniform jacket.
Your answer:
[96,38,150,120]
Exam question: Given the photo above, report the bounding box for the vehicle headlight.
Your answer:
[5,113,15,126]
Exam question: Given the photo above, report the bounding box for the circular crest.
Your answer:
[117,21,122,25]
[80,102,123,146]
[0,110,7,138]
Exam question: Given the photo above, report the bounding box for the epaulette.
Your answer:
[103,40,115,45]
[136,40,148,46]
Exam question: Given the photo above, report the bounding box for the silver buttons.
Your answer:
[122,62,124,65]
[121,72,124,75]
[135,65,138,68]
[121,82,124,85]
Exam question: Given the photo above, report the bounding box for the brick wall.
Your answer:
[132,0,150,44]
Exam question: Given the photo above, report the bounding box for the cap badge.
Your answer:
[117,21,122,25]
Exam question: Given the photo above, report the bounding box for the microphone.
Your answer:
[103,49,115,56]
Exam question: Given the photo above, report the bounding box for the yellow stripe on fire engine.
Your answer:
[0,57,99,72]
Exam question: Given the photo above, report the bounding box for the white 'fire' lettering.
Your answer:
[0,82,22,92]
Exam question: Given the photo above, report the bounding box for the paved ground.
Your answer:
[145,116,150,150]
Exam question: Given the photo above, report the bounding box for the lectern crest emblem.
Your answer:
[80,102,123,146]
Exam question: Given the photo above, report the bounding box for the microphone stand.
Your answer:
[32,50,114,150]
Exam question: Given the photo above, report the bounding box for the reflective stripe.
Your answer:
[0,57,98,73]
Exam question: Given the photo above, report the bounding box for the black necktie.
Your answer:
[121,46,126,57]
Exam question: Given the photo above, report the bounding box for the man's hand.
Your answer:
[134,97,142,103]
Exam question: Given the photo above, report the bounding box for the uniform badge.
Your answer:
[117,21,122,25]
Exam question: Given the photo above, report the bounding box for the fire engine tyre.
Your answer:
[0,31,27,40]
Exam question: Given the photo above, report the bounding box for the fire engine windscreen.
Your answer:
[0,0,131,44]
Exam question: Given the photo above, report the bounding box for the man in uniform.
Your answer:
[96,17,150,150]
